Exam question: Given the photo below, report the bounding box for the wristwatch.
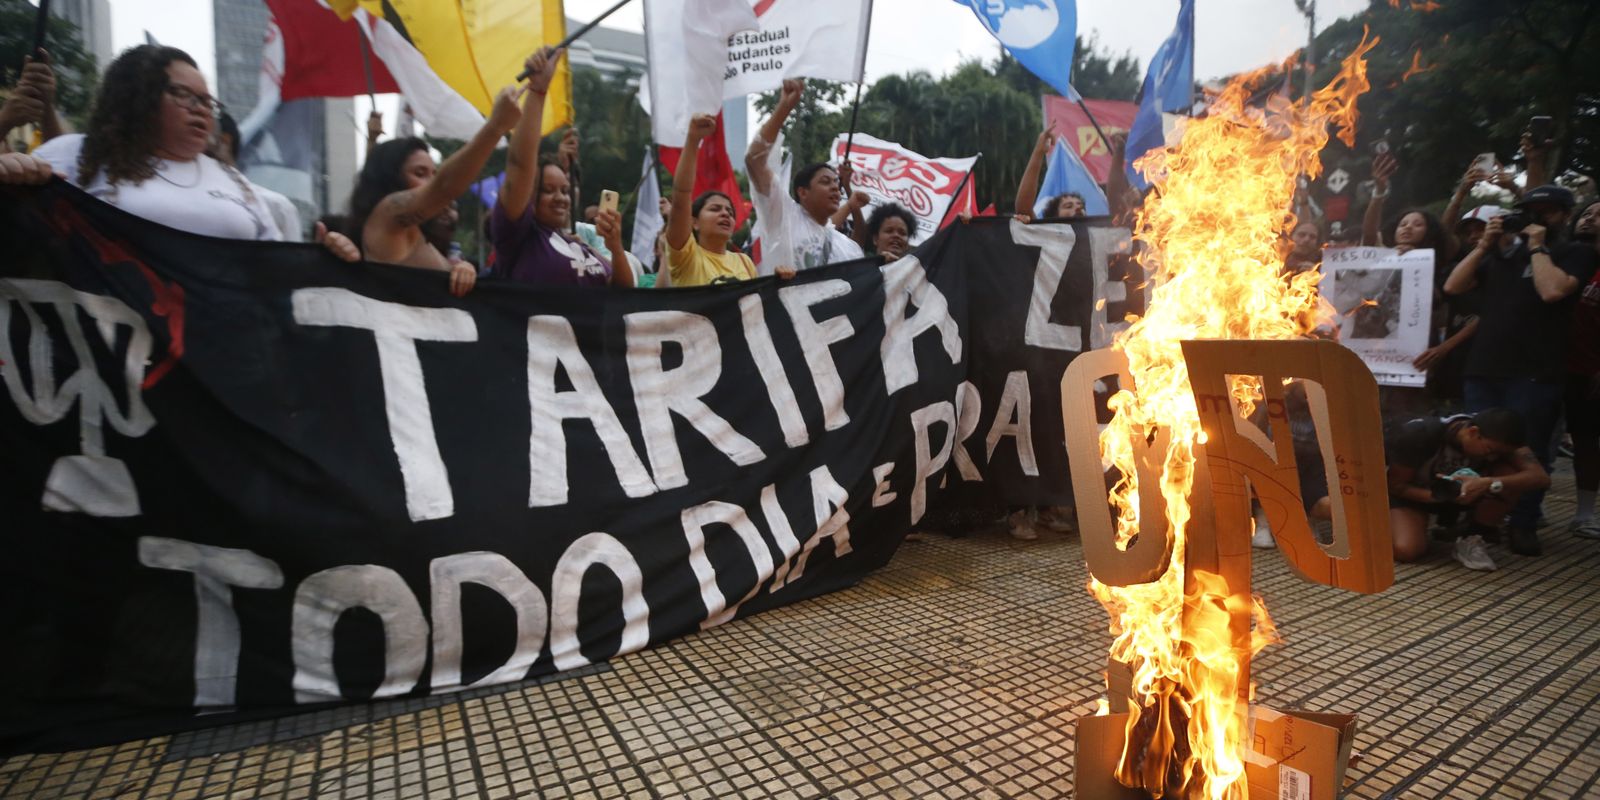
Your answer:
[1489,479,1504,495]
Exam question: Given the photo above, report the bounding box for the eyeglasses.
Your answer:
[165,85,225,117]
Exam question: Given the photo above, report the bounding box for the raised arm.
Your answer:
[666,114,717,251]
[1015,125,1054,218]
[1361,152,1396,247]
[1441,161,1485,230]
[375,85,524,236]
[1444,216,1499,295]
[1525,223,1581,302]
[497,47,563,220]
[746,79,802,196]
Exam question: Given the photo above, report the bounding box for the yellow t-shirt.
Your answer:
[668,236,756,287]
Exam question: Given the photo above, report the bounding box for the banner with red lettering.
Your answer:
[830,133,978,244]
[1041,96,1138,184]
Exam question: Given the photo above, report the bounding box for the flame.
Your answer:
[1091,33,1377,800]
[1401,49,1435,81]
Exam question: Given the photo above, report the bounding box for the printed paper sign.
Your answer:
[1319,246,1434,387]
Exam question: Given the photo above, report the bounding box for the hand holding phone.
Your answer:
[599,189,619,215]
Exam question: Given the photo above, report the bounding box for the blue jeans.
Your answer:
[1463,377,1565,529]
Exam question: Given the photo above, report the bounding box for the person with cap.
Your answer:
[1414,205,1505,408]
[1443,184,1600,556]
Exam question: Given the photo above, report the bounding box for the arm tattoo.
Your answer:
[387,191,428,229]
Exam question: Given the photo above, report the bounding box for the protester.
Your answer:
[745,79,863,273]
[1384,408,1550,569]
[1565,199,1600,539]
[1283,219,1322,275]
[346,136,484,294]
[490,48,631,288]
[831,161,870,240]
[663,114,761,286]
[1443,185,1599,555]
[211,112,303,241]
[10,45,354,260]
[0,51,63,150]
[863,202,915,262]
[1014,124,1088,221]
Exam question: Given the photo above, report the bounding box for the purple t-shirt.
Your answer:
[490,201,613,287]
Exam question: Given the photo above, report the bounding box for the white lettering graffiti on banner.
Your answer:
[0,278,155,517]
[140,458,863,703]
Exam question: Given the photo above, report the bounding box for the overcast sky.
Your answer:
[106,0,1372,94]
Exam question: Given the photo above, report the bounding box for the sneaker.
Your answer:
[1575,519,1600,540]
[1008,510,1038,540]
[1251,516,1275,549]
[1508,526,1543,556]
[1453,535,1497,571]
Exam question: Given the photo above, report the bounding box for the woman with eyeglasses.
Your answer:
[2,45,355,258]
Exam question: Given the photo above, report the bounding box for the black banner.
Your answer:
[0,182,1136,751]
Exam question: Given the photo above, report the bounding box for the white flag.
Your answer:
[630,150,664,271]
[355,9,485,141]
[721,0,872,98]
[646,0,873,146]
[646,0,758,146]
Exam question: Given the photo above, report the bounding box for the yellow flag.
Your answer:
[330,0,573,137]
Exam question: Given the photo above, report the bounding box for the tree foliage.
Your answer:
[1310,0,1600,210]
[0,0,100,127]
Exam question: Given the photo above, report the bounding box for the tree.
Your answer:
[0,0,99,127]
[1309,0,1600,211]
[993,34,1141,102]
[752,78,850,168]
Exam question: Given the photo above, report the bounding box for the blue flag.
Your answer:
[1036,137,1109,217]
[956,0,1079,100]
[1125,0,1195,192]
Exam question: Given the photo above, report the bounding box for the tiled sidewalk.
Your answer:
[4,472,1598,799]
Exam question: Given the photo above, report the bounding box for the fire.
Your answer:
[1401,49,1435,82]
[1090,34,1378,800]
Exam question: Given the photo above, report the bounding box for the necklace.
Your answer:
[154,157,203,189]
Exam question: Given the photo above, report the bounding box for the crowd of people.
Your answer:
[2,42,1596,572]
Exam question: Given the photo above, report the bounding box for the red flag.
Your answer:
[937,174,978,231]
[657,113,752,230]
[265,0,399,102]
[1041,95,1138,184]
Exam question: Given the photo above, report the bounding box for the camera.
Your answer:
[1500,212,1529,234]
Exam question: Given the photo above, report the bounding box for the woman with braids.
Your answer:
[489,47,631,288]
[4,45,354,260]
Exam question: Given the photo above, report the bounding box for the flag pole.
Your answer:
[31,0,51,55]
[1073,96,1116,164]
[936,153,982,228]
[842,0,874,164]
[842,81,864,163]
[517,0,636,81]
[356,25,377,106]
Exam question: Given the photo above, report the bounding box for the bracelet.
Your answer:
[1530,246,1551,256]
[1371,188,1389,199]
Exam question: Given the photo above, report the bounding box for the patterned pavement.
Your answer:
[4,469,1598,799]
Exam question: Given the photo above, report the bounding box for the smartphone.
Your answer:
[1471,152,1497,175]
[599,189,619,215]
[1528,115,1554,146]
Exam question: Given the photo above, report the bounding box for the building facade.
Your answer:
[49,0,113,70]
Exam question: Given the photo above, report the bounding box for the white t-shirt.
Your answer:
[748,136,863,274]
[32,134,281,241]
[254,183,302,242]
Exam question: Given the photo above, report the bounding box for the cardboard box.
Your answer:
[1073,707,1359,799]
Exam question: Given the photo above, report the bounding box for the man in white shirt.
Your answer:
[745,79,863,274]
